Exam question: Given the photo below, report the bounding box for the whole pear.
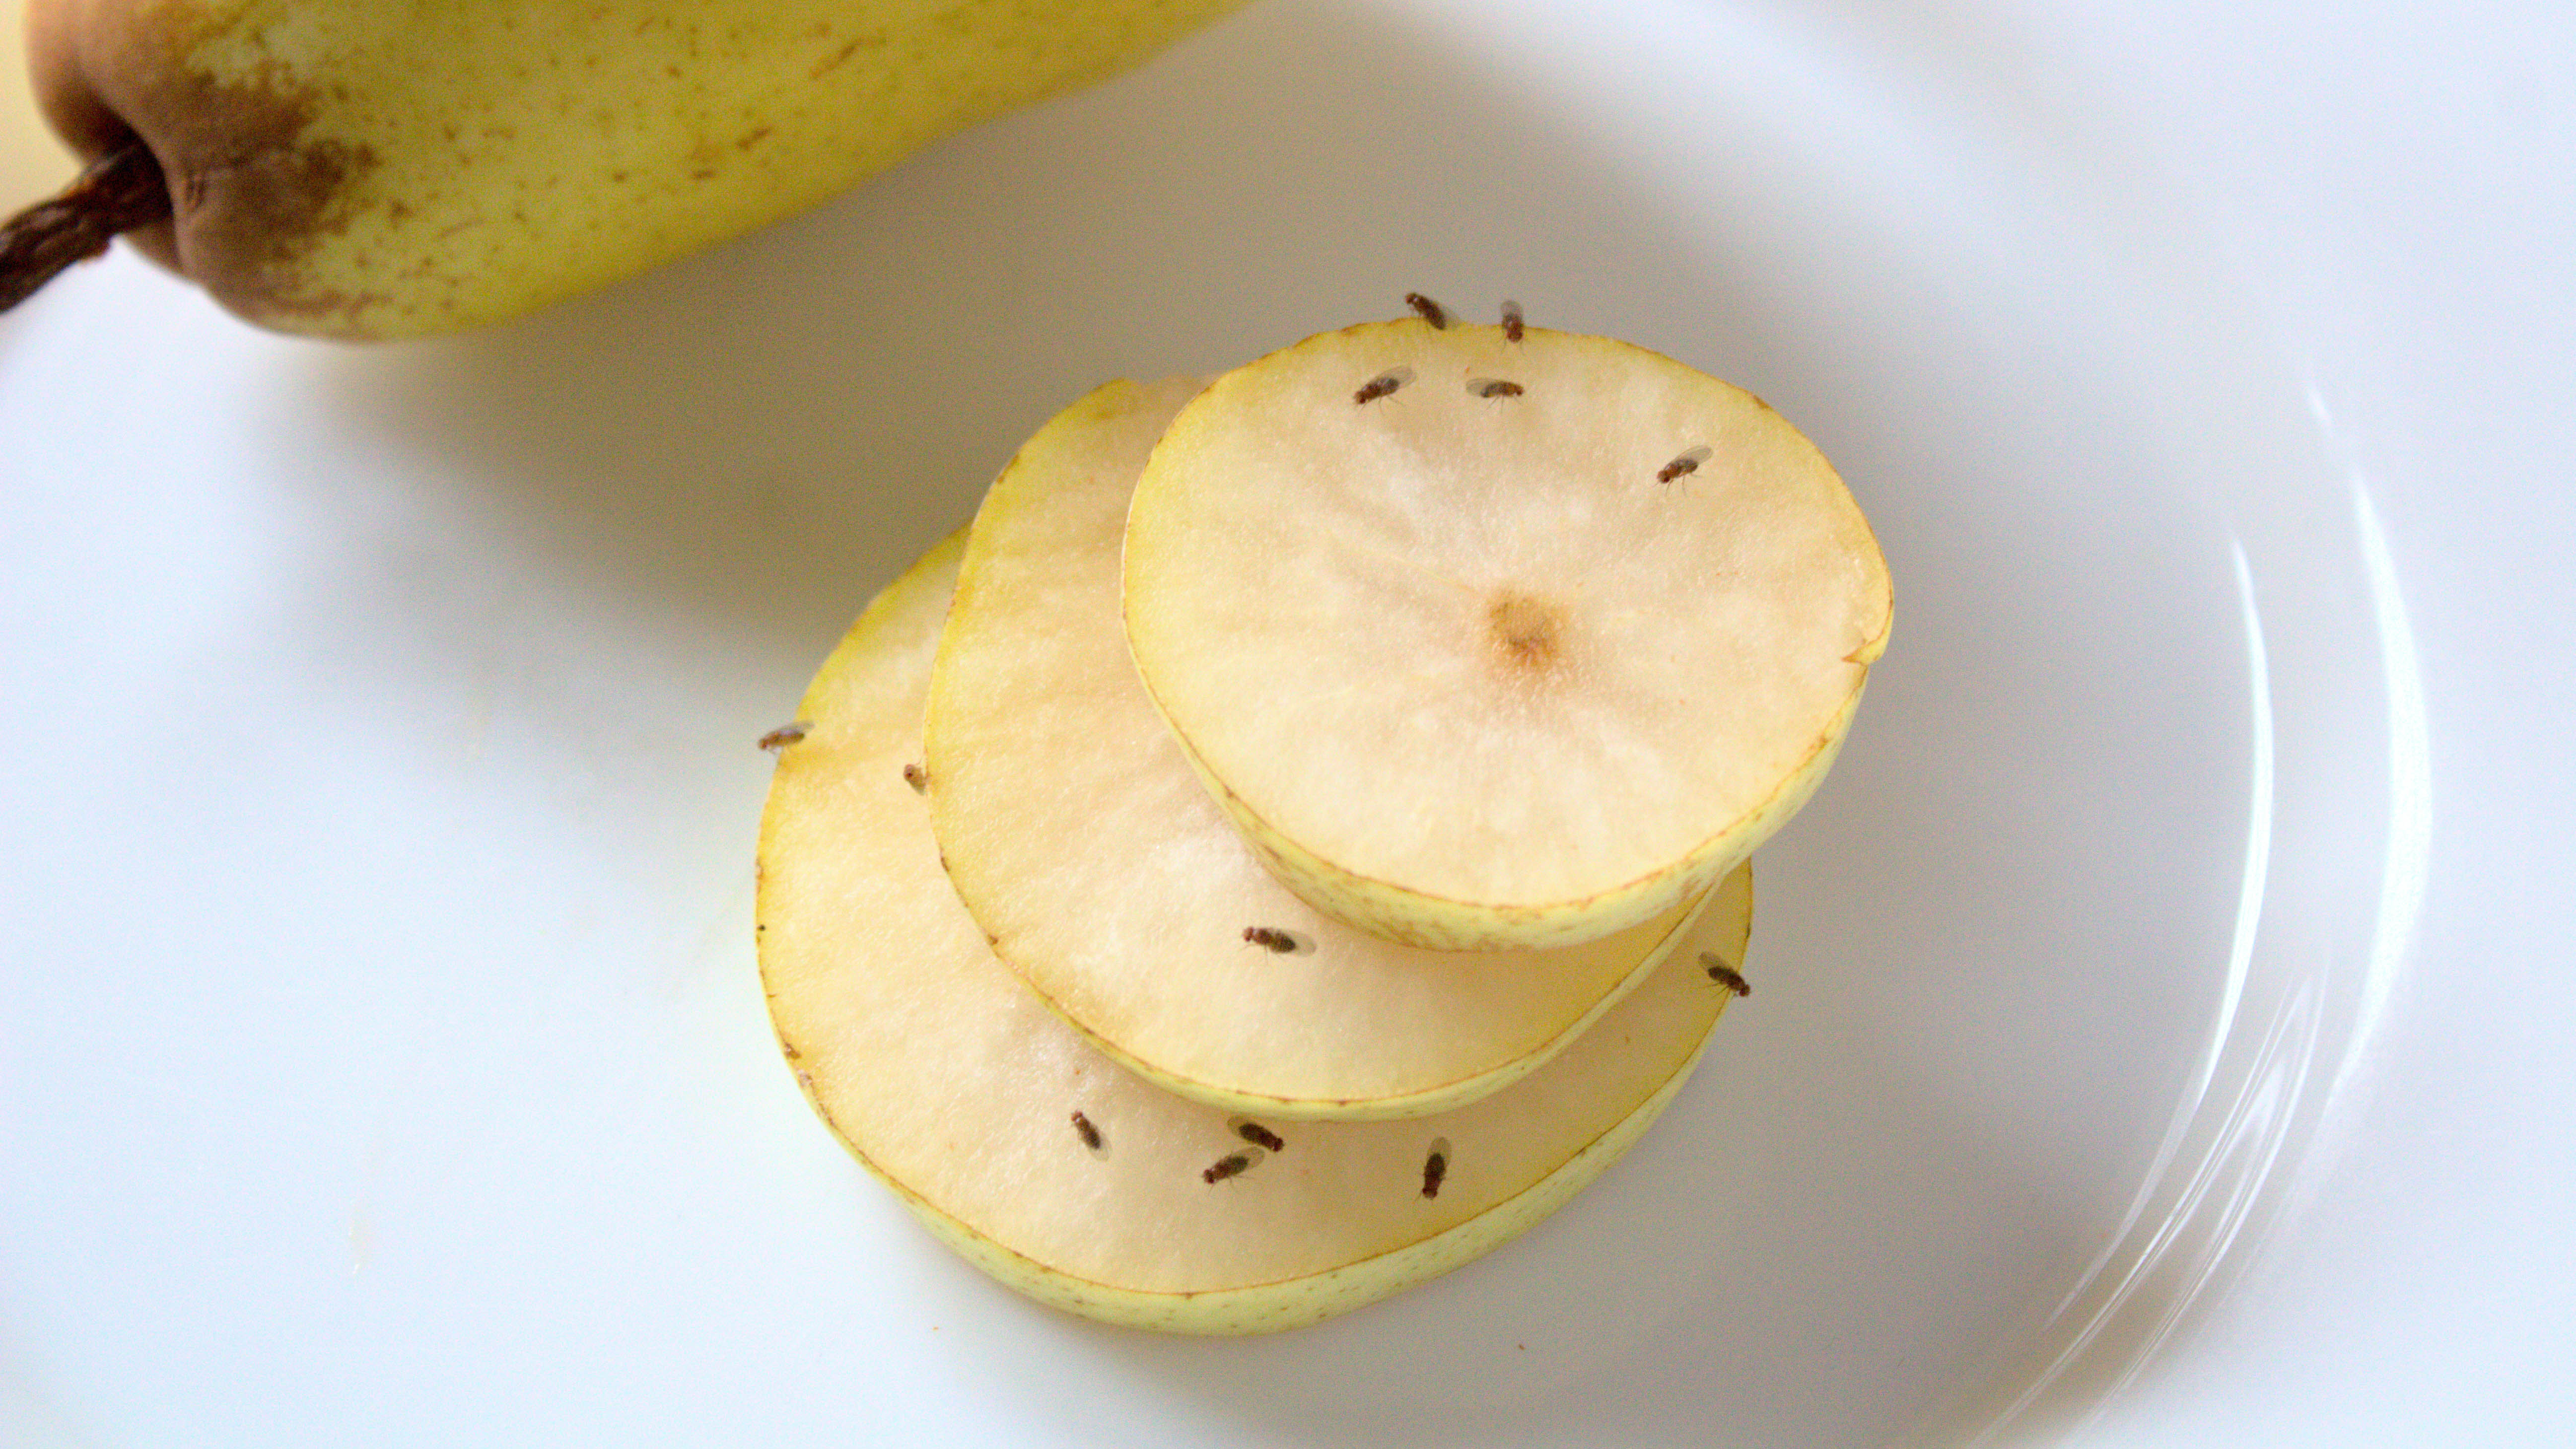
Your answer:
[24,0,1244,338]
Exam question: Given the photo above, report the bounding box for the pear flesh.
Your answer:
[925,378,1707,1121]
[27,0,1245,337]
[758,532,1754,1334]
[1123,318,1892,951]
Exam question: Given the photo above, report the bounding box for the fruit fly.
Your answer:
[1420,1138,1452,1199]
[1243,926,1300,953]
[1700,952,1750,997]
[1405,291,1449,328]
[1470,379,1525,398]
[1501,300,1526,342]
[1354,367,1413,405]
[1070,1110,1105,1152]
[758,721,811,752]
[1231,1117,1286,1153]
[1658,446,1712,483]
[902,762,928,793]
[1203,1145,1267,1183]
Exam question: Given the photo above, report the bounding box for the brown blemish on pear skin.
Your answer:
[809,32,885,80]
[29,0,385,328]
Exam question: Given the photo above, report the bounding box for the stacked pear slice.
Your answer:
[756,306,1889,1334]
[1125,318,1892,950]
[924,378,1709,1119]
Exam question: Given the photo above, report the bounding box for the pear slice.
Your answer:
[924,379,1706,1121]
[1123,315,1891,951]
[758,531,1754,1334]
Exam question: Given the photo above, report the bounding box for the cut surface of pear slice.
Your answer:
[757,531,1753,1334]
[1124,317,1892,951]
[924,379,1703,1120]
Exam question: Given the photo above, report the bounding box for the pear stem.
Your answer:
[0,142,172,313]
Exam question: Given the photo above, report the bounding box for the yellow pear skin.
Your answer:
[26,0,1245,338]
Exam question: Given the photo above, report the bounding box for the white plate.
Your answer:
[5,1,2571,1443]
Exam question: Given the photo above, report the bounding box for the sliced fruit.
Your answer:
[1123,315,1891,951]
[924,379,1705,1121]
[757,531,1755,1335]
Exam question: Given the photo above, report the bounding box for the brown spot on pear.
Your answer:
[28,0,382,330]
